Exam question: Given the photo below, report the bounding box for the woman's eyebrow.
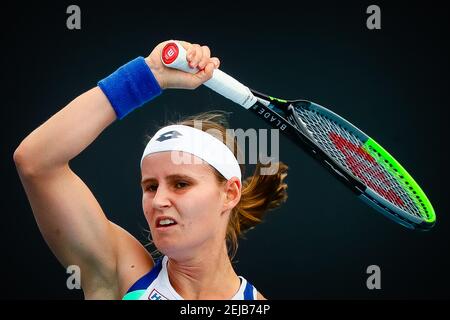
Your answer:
[140,177,156,187]
[141,174,196,186]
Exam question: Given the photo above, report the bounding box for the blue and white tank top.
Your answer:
[123,256,258,300]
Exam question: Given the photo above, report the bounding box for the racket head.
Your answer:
[251,90,435,230]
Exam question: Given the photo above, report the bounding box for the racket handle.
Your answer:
[161,41,257,109]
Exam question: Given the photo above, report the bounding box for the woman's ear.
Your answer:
[222,177,241,211]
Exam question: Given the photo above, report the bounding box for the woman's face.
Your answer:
[141,151,230,259]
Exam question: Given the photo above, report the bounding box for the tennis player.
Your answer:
[13,40,288,300]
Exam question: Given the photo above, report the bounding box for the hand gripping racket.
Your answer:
[161,41,436,230]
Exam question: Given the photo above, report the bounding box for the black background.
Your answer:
[2,0,449,299]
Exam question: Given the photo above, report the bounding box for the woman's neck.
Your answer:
[166,244,240,300]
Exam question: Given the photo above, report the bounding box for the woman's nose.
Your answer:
[152,185,171,209]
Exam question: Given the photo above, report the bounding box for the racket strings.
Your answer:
[293,106,422,218]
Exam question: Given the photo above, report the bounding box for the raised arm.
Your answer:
[13,40,219,298]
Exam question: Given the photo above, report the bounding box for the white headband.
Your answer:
[141,125,241,181]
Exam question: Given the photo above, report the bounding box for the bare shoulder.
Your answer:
[111,222,154,298]
[257,291,267,300]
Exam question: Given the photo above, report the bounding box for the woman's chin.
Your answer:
[153,239,177,255]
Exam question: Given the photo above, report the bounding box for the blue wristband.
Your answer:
[98,57,162,120]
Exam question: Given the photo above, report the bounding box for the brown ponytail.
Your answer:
[226,161,288,259]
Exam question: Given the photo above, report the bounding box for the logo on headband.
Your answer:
[156,130,183,142]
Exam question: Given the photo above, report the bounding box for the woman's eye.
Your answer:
[175,182,188,189]
[145,182,189,191]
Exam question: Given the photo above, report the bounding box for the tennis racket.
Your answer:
[161,41,436,230]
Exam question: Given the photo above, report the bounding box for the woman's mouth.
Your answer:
[156,217,178,229]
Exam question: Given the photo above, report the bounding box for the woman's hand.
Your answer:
[145,40,220,90]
